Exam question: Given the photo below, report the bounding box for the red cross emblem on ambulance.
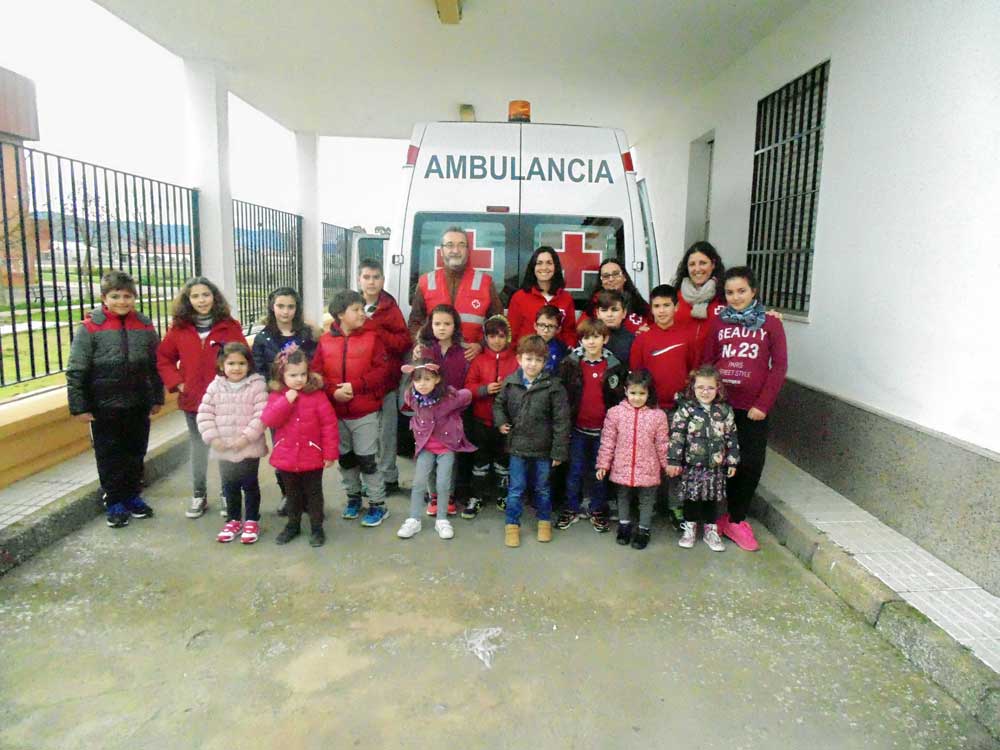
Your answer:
[556,231,603,292]
[435,229,494,271]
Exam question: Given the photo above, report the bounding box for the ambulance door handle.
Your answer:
[632,261,644,272]
[392,254,404,265]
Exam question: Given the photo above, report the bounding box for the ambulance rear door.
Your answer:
[518,125,644,307]
[393,122,522,314]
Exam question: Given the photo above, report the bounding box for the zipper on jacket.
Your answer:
[308,441,322,452]
[630,407,639,486]
[341,335,349,385]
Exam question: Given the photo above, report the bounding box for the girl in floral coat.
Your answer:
[667,365,740,552]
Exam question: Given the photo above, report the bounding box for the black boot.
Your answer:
[309,526,326,547]
[616,521,633,546]
[631,527,651,550]
[275,523,300,545]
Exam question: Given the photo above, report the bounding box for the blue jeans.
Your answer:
[565,430,607,514]
[506,455,552,525]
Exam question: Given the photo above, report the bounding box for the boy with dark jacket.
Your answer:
[493,335,571,547]
[311,289,391,526]
[556,318,626,532]
[67,271,164,528]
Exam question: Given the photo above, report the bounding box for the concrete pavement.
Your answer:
[1,457,997,749]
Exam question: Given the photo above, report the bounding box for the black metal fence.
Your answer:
[232,200,303,333]
[321,222,353,299]
[0,139,199,391]
[746,61,828,315]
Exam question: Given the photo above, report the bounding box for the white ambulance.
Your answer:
[385,108,660,316]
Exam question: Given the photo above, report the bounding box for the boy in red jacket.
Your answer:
[629,284,698,527]
[311,289,392,526]
[359,259,411,495]
[463,315,518,517]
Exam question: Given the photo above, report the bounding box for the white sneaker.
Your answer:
[678,521,697,548]
[435,519,454,540]
[397,518,422,539]
[186,496,207,518]
[704,523,725,552]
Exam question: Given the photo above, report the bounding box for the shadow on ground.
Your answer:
[1,458,996,749]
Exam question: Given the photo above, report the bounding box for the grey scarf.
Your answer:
[680,278,717,319]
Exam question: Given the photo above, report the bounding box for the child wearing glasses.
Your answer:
[534,305,569,374]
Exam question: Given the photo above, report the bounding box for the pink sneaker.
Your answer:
[716,513,730,535]
[217,519,242,543]
[240,520,260,544]
[723,519,759,551]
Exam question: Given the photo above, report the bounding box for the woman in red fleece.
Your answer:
[507,246,577,348]
[702,266,788,551]
[157,277,247,519]
[672,241,728,354]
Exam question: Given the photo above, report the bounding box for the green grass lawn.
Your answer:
[0,327,72,402]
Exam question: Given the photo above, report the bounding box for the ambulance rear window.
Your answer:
[410,213,516,303]
[409,212,624,308]
[527,217,623,305]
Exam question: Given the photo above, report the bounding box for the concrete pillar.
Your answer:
[183,60,238,315]
[295,132,324,325]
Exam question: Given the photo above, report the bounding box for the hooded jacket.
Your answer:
[667,395,740,470]
[365,290,411,391]
[311,318,390,419]
[404,386,476,454]
[493,369,570,462]
[261,388,339,472]
[196,373,270,462]
[66,305,164,415]
[466,342,518,426]
[596,402,670,488]
[157,317,247,412]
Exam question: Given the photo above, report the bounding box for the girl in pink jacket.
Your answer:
[596,369,670,550]
[197,343,269,544]
[262,347,339,548]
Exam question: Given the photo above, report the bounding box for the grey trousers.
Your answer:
[378,388,399,484]
[618,484,657,529]
[409,450,455,520]
[338,412,386,504]
[184,411,209,498]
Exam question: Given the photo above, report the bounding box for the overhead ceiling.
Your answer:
[93,0,809,140]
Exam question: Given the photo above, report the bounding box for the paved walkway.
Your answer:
[1,448,997,748]
[759,451,1000,674]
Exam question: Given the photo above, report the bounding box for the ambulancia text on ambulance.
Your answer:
[385,101,660,318]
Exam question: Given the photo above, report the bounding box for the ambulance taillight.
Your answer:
[621,151,635,173]
[508,100,531,123]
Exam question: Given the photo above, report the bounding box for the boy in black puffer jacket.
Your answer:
[66,270,164,528]
[493,335,570,547]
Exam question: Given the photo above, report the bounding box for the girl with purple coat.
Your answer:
[396,359,475,541]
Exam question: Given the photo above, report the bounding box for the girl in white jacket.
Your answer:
[197,342,269,543]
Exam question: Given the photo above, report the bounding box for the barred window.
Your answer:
[747,61,829,315]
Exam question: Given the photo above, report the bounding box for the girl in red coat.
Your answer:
[507,246,578,348]
[157,277,247,519]
[262,347,339,547]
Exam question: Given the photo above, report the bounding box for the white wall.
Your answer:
[636,0,1000,453]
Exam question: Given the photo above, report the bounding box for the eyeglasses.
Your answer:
[535,322,557,331]
[442,242,468,250]
[695,385,718,391]
[600,270,623,280]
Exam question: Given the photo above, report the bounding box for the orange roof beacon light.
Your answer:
[508,100,531,123]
